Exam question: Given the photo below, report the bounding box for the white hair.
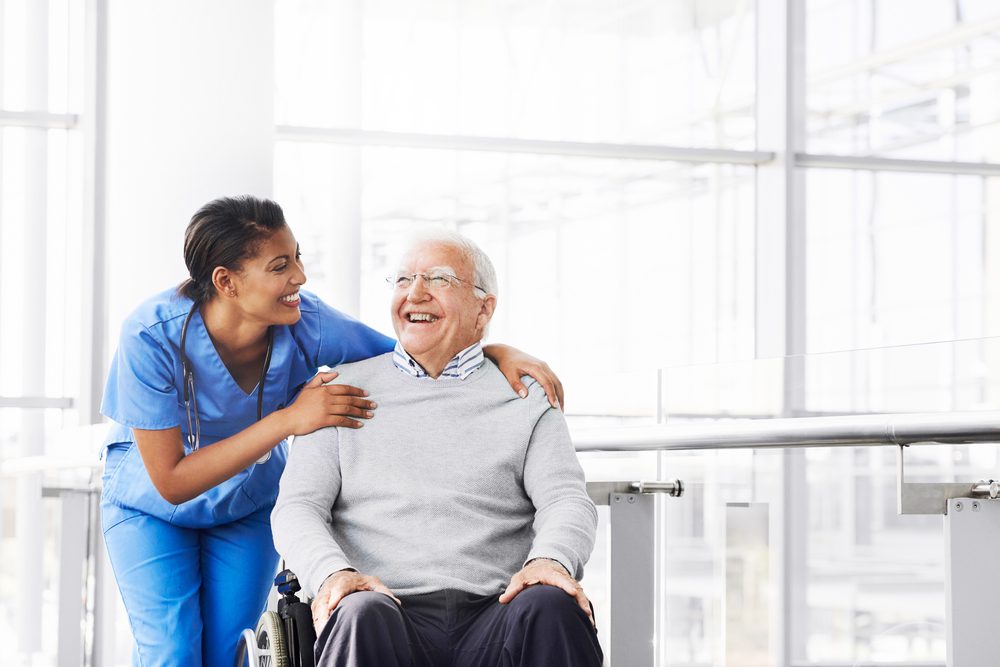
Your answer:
[403,228,498,299]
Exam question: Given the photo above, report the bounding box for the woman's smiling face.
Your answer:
[229,225,307,327]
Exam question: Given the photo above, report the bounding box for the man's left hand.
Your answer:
[499,558,594,627]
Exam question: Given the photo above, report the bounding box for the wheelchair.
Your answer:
[235,569,317,667]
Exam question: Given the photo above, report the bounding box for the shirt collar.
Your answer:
[392,340,485,380]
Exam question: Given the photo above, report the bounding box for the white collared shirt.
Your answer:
[392,340,485,380]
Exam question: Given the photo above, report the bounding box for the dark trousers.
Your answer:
[315,585,604,667]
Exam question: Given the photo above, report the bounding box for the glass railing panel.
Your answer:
[635,341,1000,666]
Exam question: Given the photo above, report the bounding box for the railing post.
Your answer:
[50,488,89,667]
[945,497,1000,666]
[610,492,655,667]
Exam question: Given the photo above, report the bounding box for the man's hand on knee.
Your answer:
[312,570,401,634]
[498,558,595,627]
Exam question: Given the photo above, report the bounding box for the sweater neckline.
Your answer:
[386,355,495,388]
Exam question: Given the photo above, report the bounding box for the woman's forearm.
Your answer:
[135,410,293,505]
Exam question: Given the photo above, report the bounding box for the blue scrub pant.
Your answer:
[101,500,279,667]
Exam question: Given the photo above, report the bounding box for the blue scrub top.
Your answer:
[100,287,394,528]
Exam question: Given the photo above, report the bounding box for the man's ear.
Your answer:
[476,294,497,331]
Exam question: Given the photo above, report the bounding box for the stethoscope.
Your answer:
[179,301,275,463]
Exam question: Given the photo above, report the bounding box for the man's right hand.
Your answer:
[311,570,401,634]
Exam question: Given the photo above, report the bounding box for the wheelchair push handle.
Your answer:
[275,568,302,597]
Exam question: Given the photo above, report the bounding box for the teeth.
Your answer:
[280,291,300,302]
[408,313,438,322]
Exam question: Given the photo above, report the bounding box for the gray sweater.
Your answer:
[271,353,597,597]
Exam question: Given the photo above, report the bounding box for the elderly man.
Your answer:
[271,230,602,667]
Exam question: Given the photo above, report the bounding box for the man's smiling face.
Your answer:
[390,241,494,377]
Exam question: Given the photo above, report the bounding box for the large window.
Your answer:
[806,0,1000,161]
[276,0,756,148]
[6,0,1000,665]
[0,0,88,662]
[274,1,1000,666]
[275,142,757,413]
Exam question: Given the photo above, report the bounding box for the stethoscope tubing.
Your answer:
[179,301,274,463]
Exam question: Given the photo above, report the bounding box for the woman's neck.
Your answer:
[199,298,270,359]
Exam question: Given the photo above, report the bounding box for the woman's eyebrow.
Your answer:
[266,254,291,266]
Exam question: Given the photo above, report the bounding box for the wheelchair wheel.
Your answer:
[255,610,290,667]
[234,628,260,667]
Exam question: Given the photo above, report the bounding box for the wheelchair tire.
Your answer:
[256,610,290,667]
[284,601,317,667]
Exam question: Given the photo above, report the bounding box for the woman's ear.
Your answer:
[212,266,237,298]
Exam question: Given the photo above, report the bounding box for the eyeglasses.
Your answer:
[386,272,486,295]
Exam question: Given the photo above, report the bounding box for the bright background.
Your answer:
[4,0,1000,665]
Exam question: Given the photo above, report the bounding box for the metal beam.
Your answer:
[0,110,78,129]
[275,126,776,165]
[571,410,1000,452]
[0,396,74,409]
[796,152,1000,177]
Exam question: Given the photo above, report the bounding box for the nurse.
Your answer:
[99,195,564,666]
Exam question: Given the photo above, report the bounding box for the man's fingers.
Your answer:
[528,569,576,597]
[361,576,402,606]
[498,577,525,604]
[554,577,578,597]
[312,584,363,632]
[372,583,402,606]
[574,588,594,624]
[326,589,347,614]
[311,593,334,632]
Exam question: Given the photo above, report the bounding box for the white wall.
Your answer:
[105,0,275,330]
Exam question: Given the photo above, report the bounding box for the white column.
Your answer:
[17,0,49,658]
[756,1,808,665]
[98,3,274,661]
[80,0,109,426]
[105,0,275,330]
[323,0,363,316]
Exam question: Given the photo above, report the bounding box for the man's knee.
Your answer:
[337,591,399,617]
[502,586,603,665]
[507,585,581,620]
[317,592,410,666]
[319,591,404,645]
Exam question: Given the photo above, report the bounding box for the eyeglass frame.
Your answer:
[386,271,488,297]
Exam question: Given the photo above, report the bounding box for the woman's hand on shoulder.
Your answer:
[282,371,377,436]
[484,343,565,410]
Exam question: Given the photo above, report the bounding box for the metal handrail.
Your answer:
[570,410,1000,452]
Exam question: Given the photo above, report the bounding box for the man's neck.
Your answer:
[403,340,482,379]
[409,348,461,379]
